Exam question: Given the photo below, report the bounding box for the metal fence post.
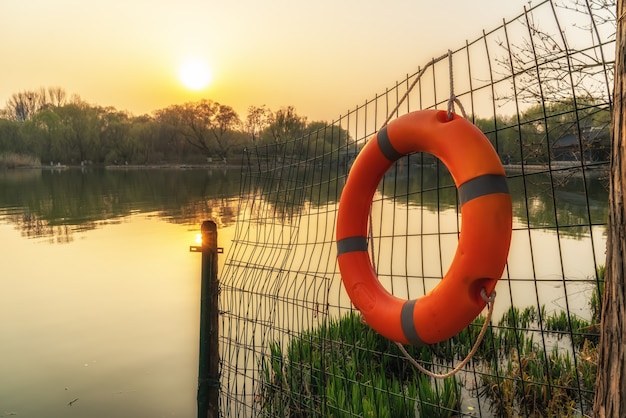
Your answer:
[197,220,220,418]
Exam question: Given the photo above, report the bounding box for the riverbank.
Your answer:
[104,163,242,170]
[0,152,41,169]
[3,162,244,171]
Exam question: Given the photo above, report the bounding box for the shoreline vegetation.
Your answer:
[0,88,611,176]
[1,151,607,178]
[0,152,244,170]
[0,152,41,169]
[261,267,604,417]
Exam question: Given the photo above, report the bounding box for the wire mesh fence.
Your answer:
[218,0,614,416]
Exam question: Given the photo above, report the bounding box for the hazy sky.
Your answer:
[2,0,534,122]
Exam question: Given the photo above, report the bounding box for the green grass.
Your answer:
[590,265,605,324]
[544,310,597,347]
[479,340,595,417]
[259,267,604,416]
[416,375,462,418]
[259,312,462,417]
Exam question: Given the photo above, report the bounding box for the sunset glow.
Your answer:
[1,0,534,121]
[178,57,213,91]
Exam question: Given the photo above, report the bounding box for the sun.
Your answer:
[178,57,212,90]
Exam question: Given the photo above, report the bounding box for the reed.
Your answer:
[259,267,604,416]
[0,152,40,169]
[259,311,462,417]
[415,375,462,418]
[590,265,605,324]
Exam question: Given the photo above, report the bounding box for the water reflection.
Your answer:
[0,168,242,242]
[0,163,608,243]
[1,163,609,417]
[0,214,209,418]
[379,161,608,237]
[241,162,344,223]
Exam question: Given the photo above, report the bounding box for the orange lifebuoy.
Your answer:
[336,109,512,346]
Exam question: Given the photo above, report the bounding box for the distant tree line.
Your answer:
[0,87,350,166]
[473,97,611,165]
[0,87,611,167]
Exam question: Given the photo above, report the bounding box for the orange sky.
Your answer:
[1,0,534,122]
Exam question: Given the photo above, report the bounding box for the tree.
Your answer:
[54,103,100,163]
[593,0,626,415]
[20,109,64,163]
[472,98,612,166]
[201,100,241,159]
[264,106,307,143]
[155,99,241,160]
[99,107,133,164]
[47,86,67,107]
[473,115,520,163]
[0,118,22,153]
[305,121,350,162]
[127,115,159,164]
[4,88,48,122]
[494,0,616,108]
[260,106,307,156]
[245,105,271,143]
[3,87,69,122]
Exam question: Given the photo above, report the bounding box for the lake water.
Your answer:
[0,168,240,418]
[0,166,608,417]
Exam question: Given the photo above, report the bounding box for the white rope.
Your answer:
[366,49,488,379]
[380,52,449,130]
[446,49,468,120]
[370,51,452,267]
[448,96,468,120]
[369,49,469,276]
[395,289,497,379]
[392,53,488,378]
[447,49,456,120]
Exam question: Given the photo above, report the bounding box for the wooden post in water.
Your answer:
[197,220,220,418]
[593,0,626,415]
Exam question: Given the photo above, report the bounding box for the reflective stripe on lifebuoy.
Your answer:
[336,109,512,346]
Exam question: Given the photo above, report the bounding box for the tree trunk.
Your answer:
[593,1,626,416]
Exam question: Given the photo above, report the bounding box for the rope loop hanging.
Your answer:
[395,289,497,379]
[446,49,468,120]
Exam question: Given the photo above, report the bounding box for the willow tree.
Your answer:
[154,99,241,160]
[593,0,626,415]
